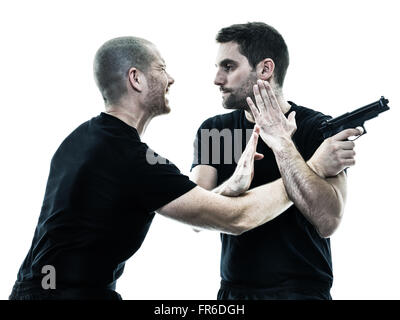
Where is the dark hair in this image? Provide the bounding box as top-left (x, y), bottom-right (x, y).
top-left (93, 36), bottom-right (154, 105)
top-left (216, 22), bottom-right (289, 87)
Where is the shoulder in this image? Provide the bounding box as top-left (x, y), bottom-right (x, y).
top-left (289, 102), bottom-right (332, 160)
top-left (55, 119), bottom-right (92, 154)
top-left (289, 102), bottom-right (332, 130)
top-left (198, 110), bottom-right (242, 130)
top-left (56, 114), bottom-right (144, 162)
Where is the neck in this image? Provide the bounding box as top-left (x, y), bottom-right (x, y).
top-left (105, 97), bottom-right (153, 137)
top-left (244, 87), bottom-right (291, 123)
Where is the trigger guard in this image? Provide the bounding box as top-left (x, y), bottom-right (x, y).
top-left (349, 126), bottom-right (366, 141)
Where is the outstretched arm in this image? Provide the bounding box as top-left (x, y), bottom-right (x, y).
top-left (156, 180), bottom-right (291, 236)
top-left (157, 128), bottom-right (290, 235)
top-left (190, 126), bottom-right (292, 232)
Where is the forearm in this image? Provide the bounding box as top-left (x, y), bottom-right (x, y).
top-left (212, 181), bottom-right (229, 194)
top-left (239, 178), bottom-right (293, 230)
top-left (191, 163), bottom-right (294, 234)
top-left (212, 178), bottom-right (244, 195)
top-left (160, 180), bottom-right (292, 236)
top-left (212, 176), bottom-right (293, 232)
top-left (195, 181), bottom-right (293, 235)
top-left (190, 181), bottom-right (230, 232)
top-left (188, 181), bottom-right (293, 235)
top-left (273, 139), bottom-right (343, 237)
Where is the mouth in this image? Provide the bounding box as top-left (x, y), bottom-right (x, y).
top-left (164, 91), bottom-right (169, 104)
top-left (221, 91), bottom-right (231, 98)
top-left (220, 88), bottom-right (231, 96)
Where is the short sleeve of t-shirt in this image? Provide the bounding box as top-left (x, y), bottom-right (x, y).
top-left (133, 143), bottom-right (197, 213)
top-left (291, 104), bottom-right (332, 161)
top-left (191, 117), bottom-right (221, 171)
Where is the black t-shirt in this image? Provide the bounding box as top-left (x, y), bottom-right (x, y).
top-left (191, 102), bottom-right (333, 290)
top-left (17, 112), bottom-right (196, 288)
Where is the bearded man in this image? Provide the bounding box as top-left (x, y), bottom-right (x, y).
top-left (191, 22), bottom-right (361, 300)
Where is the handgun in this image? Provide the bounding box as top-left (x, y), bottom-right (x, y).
top-left (319, 96), bottom-right (390, 139)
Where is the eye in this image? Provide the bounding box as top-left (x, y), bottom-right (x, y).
top-left (224, 64), bottom-right (234, 72)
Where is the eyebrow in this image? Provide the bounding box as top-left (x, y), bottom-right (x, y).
top-left (156, 63), bottom-right (166, 69)
top-left (216, 59), bottom-right (237, 67)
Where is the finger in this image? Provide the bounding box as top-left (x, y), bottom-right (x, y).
top-left (356, 126), bottom-right (364, 135)
top-left (263, 80), bottom-right (280, 110)
top-left (250, 131), bottom-right (262, 161)
top-left (332, 128), bottom-right (363, 141)
top-left (258, 80), bottom-right (272, 113)
top-left (241, 127), bottom-right (260, 164)
top-left (239, 124), bottom-right (261, 160)
top-left (246, 97), bottom-right (261, 122)
top-left (342, 158), bottom-right (356, 167)
top-left (252, 124), bottom-right (260, 139)
top-left (253, 84), bottom-right (266, 115)
top-left (287, 111), bottom-right (296, 126)
top-left (241, 127), bottom-right (258, 157)
top-left (251, 126), bottom-right (260, 149)
top-left (339, 149), bottom-right (356, 159)
top-left (337, 140), bottom-right (356, 150)
top-left (254, 152), bottom-right (264, 160)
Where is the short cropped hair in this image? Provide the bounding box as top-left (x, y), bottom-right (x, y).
top-left (93, 36), bottom-right (154, 105)
top-left (216, 22), bottom-right (289, 87)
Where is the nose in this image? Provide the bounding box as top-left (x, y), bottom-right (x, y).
top-left (167, 72), bottom-right (175, 85)
top-left (214, 70), bottom-right (226, 86)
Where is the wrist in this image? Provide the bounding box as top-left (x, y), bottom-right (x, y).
top-left (215, 179), bottom-right (234, 196)
top-left (271, 137), bottom-right (295, 155)
top-left (307, 159), bottom-right (325, 178)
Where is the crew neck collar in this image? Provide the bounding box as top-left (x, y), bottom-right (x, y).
top-left (100, 112), bottom-right (140, 139)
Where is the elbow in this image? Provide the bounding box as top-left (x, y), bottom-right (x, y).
top-left (228, 227), bottom-right (246, 236)
top-left (313, 194), bottom-right (344, 238)
top-left (315, 209), bottom-right (343, 238)
top-left (226, 218), bottom-right (248, 236)
top-left (318, 185), bottom-right (345, 238)
top-left (316, 223), bottom-right (337, 238)
top-left (225, 208), bottom-right (254, 236)
top-left (229, 206), bottom-right (264, 235)
top-left (220, 222), bottom-right (245, 235)
top-left (221, 195), bottom-right (265, 235)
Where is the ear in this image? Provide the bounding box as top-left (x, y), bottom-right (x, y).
top-left (256, 58), bottom-right (275, 81)
top-left (128, 67), bottom-right (144, 92)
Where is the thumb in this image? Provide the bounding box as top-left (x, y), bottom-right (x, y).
top-left (288, 111), bottom-right (296, 124)
top-left (252, 125), bottom-right (260, 146)
top-left (254, 152), bottom-right (264, 160)
top-left (241, 125), bottom-right (260, 161)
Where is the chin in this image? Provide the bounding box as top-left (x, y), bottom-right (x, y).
top-left (222, 103), bottom-right (236, 110)
top-left (222, 102), bottom-right (246, 110)
top-left (223, 96), bottom-right (247, 110)
top-left (158, 104), bottom-right (171, 116)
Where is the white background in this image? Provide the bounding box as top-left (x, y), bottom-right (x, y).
top-left (0, 0), bottom-right (399, 300)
